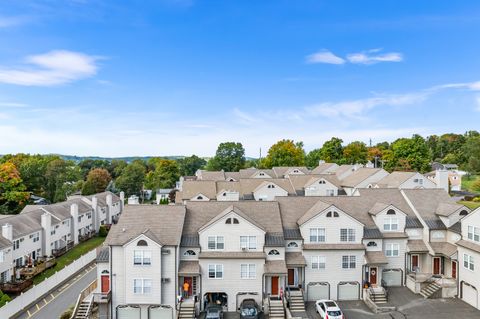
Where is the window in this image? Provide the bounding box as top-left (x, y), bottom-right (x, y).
top-left (240, 236), bottom-right (256, 250)
top-left (208, 264), bottom-right (223, 278)
top-left (183, 250), bottom-right (196, 256)
top-left (268, 249), bottom-right (280, 255)
top-left (208, 236), bottom-right (224, 250)
top-left (311, 256), bottom-right (326, 270)
top-left (133, 251), bottom-right (152, 265)
top-left (459, 210), bottom-right (468, 216)
top-left (223, 192), bottom-right (227, 197)
top-left (13, 240), bottom-right (20, 250)
top-left (326, 189), bottom-right (335, 196)
top-left (384, 217), bottom-right (399, 231)
top-left (133, 279), bottom-right (152, 294)
top-left (267, 184), bottom-right (276, 189)
top-left (468, 226), bottom-right (480, 242)
top-left (386, 209), bottom-right (396, 215)
top-left (0, 251), bottom-right (4, 263)
top-left (226, 218), bottom-right (232, 224)
top-left (310, 228), bottom-right (326, 242)
top-left (386, 244), bottom-right (399, 257)
top-left (287, 242), bottom-right (298, 248)
top-left (463, 254), bottom-right (474, 271)
top-left (30, 232), bottom-right (39, 243)
top-left (318, 180), bottom-right (326, 184)
top-left (340, 229), bottom-right (355, 242)
top-left (342, 256), bottom-right (356, 269)
top-left (367, 241), bottom-right (377, 247)
top-left (196, 195), bottom-right (203, 200)
top-left (233, 218), bottom-right (239, 224)
top-left (137, 240), bottom-right (148, 246)
top-left (326, 211), bottom-right (339, 217)
top-left (240, 264), bottom-right (256, 279)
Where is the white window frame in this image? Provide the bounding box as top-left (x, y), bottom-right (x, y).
top-left (240, 236), bottom-right (257, 250)
top-left (133, 278), bottom-right (152, 294)
top-left (468, 226), bottom-right (480, 242)
top-left (133, 250), bottom-right (152, 265)
top-left (309, 228), bottom-right (326, 243)
top-left (463, 253), bottom-right (475, 271)
top-left (340, 229), bottom-right (355, 242)
top-left (311, 256), bottom-right (326, 270)
top-left (342, 255), bottom-right (356, 269)
top-left (208, 264), bottom-right (223, 279)
top-left (240, 264), bottom-right (256, 279)
top-left (208, 236), bottom-right (225, 250)
top-left (385, 243), bottom-right (400, 257)
top-left (383, 217), bottom-right (399, 231)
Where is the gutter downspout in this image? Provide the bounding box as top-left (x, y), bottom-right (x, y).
top-left (110, 245), bottom-right (113, 319)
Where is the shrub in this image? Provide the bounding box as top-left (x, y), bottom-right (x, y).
top-left (59, 306), bottom-right (73, 319)
top-left (473, 197), bottom-right (480, 202)
top-left (0, 290), bottom-right (11, 307)
top-left (99, 225), bottom-right (108, 237)
top-left (472, 178), bottom-right (480, 192)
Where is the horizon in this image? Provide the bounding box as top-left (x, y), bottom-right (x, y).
top-left (1, 1), bottom-right (480, 157)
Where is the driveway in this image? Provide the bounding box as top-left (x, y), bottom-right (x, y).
top-left (306, 287), bottom-right (480, 319)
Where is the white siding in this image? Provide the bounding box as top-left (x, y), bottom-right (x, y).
top-left (406, 228), bottom-right (422, 240)
top-left (161, 246), bottom-right (176, 306)
top-left (458, 246), bottom-right (480, 310)
top-left (373, 207), bottom-right (406, 233)
top-left (305, 179), bottom-right (338, 197)
top-left (253, 184), bottom-right (288, 201)
top-left (383, 239), bottom-right (407, 270)
top-left (399, 173), bottom-right (437, 189)
top-left (216, 191), bottom-right (240, 201)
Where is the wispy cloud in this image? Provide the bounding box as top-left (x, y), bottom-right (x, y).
top-left (0, 102), bottom-right (28, 108)
top-left (0, 50), bottom-right (100, 86)
top-left (307, 48), bottom-right (403, 65)
top-left (306, 50), bottom-right (345, 65)
top-left (0, 15), bottom-right (30, 28)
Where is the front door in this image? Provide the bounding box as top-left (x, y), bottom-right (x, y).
top-left (411, 255), bottom-right (419, 271)
top-left (433, 257), bottom-right (441, 275)
top-left (369, 267), bottom-right (377, 285)
top-left (288, 269), bottom-right (295, 286)
top-left (101, 275), bottom-right (110, 293)
top-left (452, 261), bottom-right (457, 279)
top-left (184, 277), bottom-right (193, 295)
top-left (271, 276), bottom-right (279, 295)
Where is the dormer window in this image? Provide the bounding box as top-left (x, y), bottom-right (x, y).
top-left (197, 195), bottom-right (204, 200)
top-left (293, 169), bottom-right (299, 173)
top-left (226, 218), bottom-right (232, 224)
top-left (268, 249), bottom-right (280, 255)
top-left (259, 172), bottom-right (265, 176)
top-left (319, 180), bottom-right (326, 184)
top-left (223, 192), bottom-right (227, 196)
top-left (137, 240), bottom-right (148, 246)
top-left (287, 242), bottom-right (298, 248)
top-left (460, 210), bottom-right (468, 216)
top-left (226, 218), bottom-right (239, 224)
top-left (387, 209), bottom-right (396, 215)
top-left (367, 241), bottom-right (377, 247)
top-left (326, 211), bottom-right (339, 218)
top-left (183, 250), bottom-right (196, 256)
top-left (267, 184), bottom-right (275, 189)
top-left (233, 218), bottom-right (239, 224)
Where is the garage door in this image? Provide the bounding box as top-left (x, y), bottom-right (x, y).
top-left (149, 306), bottom-right (174, 319)
top-left (117, 305), bottom-right (141, 319)
top-left (307, 282), bottom-right (330, 301)
top-left (338, 282), bottom-right (359, 300)
top-left (462, 282), bottom-right (479, 309)
top-left (382, 269), bottom-right (402, 287)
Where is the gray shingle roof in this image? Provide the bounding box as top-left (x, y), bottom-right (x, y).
top-left (97, 247), bottom-right (109, 263)
top-left (365, 251), bottom-right (388, 264)
top-left (264, 260), bottom-right (288, 274)
top-left (340, 168), bottom-right (385, 187)
top-left (364, 227), bottom-right (383, 239)
top-left (0, 235), bottom-right (12, 249)
top-left (405, 217), bottom-right (423, 228)
top-left (457, 240), bottom-right (480, 254)
top-left (265, 233), bottom-right (285, 247)
top-left (179, 261), bottom-right (200, 275)
top-left (285, 252), bottom-right (306, 266)
top-left (311, 163), bottom-right (338, 175)
top-left (430, 242), bottom-right (457, 257)
top-left (407, 240), bottom-right (429, 253)
top-left (375, 172), bottom-right (416, 188)
top-left (402, 189), bottom-right (461, 220)
top-left (424, 219), bottom-right (447, 230)
top-left (449, 221), bottom-right (462, 234)
top-left (181, 235), bottom-right (200, 247)
top-left (283, 228), bottom-right (303, 240)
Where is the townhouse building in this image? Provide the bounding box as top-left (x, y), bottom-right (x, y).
top-left (0, 191), bottom-right (124, 284)
top-left (99, 185), bottom-right (480, 319)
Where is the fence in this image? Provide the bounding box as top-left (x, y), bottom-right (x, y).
top-left (0, 250), bottom-right (96, 319)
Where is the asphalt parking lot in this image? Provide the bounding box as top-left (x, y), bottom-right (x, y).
top-left (306, 287), bottom-right (480, 319)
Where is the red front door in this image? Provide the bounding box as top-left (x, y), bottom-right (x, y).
top-left (412, 255), bottom-right (419, 271)
top-left (369, 267), bottom-right (377, 285)
top-left (433, 257), bottom-right (441, 275)
top-left (101, 275), bottom-right (110, 293)
top-left (271, 276), bottom-right (279, 295)
top-left (452, 261), bottom-right (457, 279)
top-left (288, 269), bottom-right (295, 286)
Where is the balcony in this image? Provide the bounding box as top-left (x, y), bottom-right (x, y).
top-left (79, 231), bottom-right (95, 243)
top-left (93, 290), bottom-right (111, 304)
top-left (52, 241), bottom-right (74, 257)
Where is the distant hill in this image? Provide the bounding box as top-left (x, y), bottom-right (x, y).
top-left (58, 155), bottom-right (191, 163)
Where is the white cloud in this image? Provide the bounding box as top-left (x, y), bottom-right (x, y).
top-left (433, 81), bottom-right (480, 91)
top-left (0, 102), bottom-right (28, 108)
top-left (347, 49), bottom-right (403, 64)
top-left (306, 50), bottom-right (345, 64)
top-left (0, 15), bottom-right (29, 28)
top-left (0, 50), bottom-right (100, 86)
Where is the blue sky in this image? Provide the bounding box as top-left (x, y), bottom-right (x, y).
top-left (0, 0), bottom-right (480, 157)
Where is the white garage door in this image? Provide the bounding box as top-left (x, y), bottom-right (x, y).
top-left (382, 269), bottom-right (402, 287)
top-left (338, 282), bottom-right (359, 300)
top-left (307, 282), bottom-right (330, 301)
top-left (117, 306), bottom-right (141, 319)
top-left (462, 283), bottom-right (479, 309)
top-left (149, 306), bottom-right (174, 319)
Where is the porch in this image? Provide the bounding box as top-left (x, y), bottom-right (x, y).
top-left (364, 251), bottom-right (389, 288)
top-left (285, 252), bottom-right (306, 290)
top-left (178, 260), bottom-right (201, 309)
top-left (52, 240), bottom-right (74, 257)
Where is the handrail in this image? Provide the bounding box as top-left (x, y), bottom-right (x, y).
top-left (70, 280), bottom-right (97, 319)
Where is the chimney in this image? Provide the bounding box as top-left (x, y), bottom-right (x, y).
top-left (106, 194), bottom-right (113, 224)
top-left (41, 213), bottom-right (52, 257)
top-left (91, 196), bottom-right (100, 233)
top-left (119, 191), bottom-right (125, 211)
top-left (70, 204), bottom-right (79, 245)
top-left (2, 223), bottom-right (13, 242)
top-left (435, 169), bottom-right (449, 193)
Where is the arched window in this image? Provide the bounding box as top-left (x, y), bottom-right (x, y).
top-left (293, 169), bottom-right (299, 173)
top-left (333, 212), bottom-right (339, 217)
top-left (319, 180), bottom-right (326, 184)
top-left (101, 270), bottom-right (110, 274)
top-left (137, 240), bottom-right (148, 246)
top-left (387, 209), bottom-right (396, 215)
top-left (367, 241), bottom-right (377, 247)
top-left (287, 242), bottom-right (298, 248)
top-left (233, 218), bottom-right (239, 224)
top-left (259, 172), bottom-right (265, 176)
top-left (226, 218), bottom-right (232, 224)
top-left (223, 192), bottom-right (227, 197)
top-left (268, 249), bottom-right (280, 255)
top-left (267, 184), bottom-right (276, 189)
top-left (326, 211), bottom-right (332, 217)
top-left (459, 210), bottom-right (468, 216)
top-left (183, 250), bottom-right (196, 256)
top-left (196, 195), bottom-right (203, 200)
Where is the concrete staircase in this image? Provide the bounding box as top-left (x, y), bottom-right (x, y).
top-left (420, 282), bottom-right (442, 299)
top-left (288, 290), bottom-right (306, 313)
top-left (75, 299), bottom-right (92, 319)
top-left (369, 288), bottom-right (388, 304)
top-left (178, 301), bottom-right (196, 319)
top-left (269, 299), bottom-right (285, 319)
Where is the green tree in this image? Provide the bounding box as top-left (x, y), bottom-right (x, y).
top-left (206, 142), bottom-right (246, 172)
top-left (78, 159), bottom-right (111, 179)
top-left (305, 148), bottom-right (322, 168)
top-left (319, 137), bottom-right (344, 163)
top-left (263, 139), bottom-right (305, 168)
top-left (82, 168), bottom-right (112, 195)
top-left (0, 162), bottom-right (30, 214)
top-left (343, 141), bottom-right (368, 164)
top-left (177, 155), bottom-right (207, 176)
top-left (463, 135), bottom-right (480, 173)
top-left (111, 159), bottom-right (128, 178)
top-left (145, 159), bottom-right (180, 189)
top-left (0, 289), bottom-right (11, 307)
top-left (45, 159), bottom-right (83, 203)
top-left (385, 135), bottom-right (431, 172)
top-left (115, 161), bottom-right (146, 196)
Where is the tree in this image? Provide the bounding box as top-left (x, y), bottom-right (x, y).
top-left (0, 162), bottom-right (29, 214)
top-left (263, 139), bottom-right (305, 168)
top-left (78, 159), bottom-right (111, 179)
top-left (206, 142), bottom-right (246, 172)
top-left (111, 159), bottom-right (128, 178)
top-left (318, 137), bottom-right (344, 163)
top-left (385, 135), bottom-right (431, 172)
top-left (0, 289), bottom-right (11, 307)
top-left (343, 141), bottom-right (368, 164)
top-left (82, 168), bottom-right (112, 195)
top-left (115, 161), bottom-right (146, 196)
top-left (463, 136), bottom-right (480, 173)
top-left (145, 159), bottom-right (180, 190)
top-left (177, 155), bottom-right (206, 176)
top-left (45, 159), bottom-right (83, 203)
top-left (305, 148), bottom-right (322, 168)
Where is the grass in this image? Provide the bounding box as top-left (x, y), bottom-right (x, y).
top-left (462, 174), bottom-right (479, 192)
top-left (32, 236), bottom-right (105, 285)
top-left (458, 200), bottom-right (480, 210)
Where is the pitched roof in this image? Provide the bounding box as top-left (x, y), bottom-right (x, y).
top-left (303, 243), bottom-right (365, 250)
top-left (224, 172), bottom-right (241, 181)
top-left (179, 261), bottom-right (200, 275)
top-left (335, 165), bottom-right (356, 179)
top-left (297, 200), bottom-right (332, 225)
top-left (265, 233), bottom-right (285, 247)
top-left (0, 211), bottom-right (43, 238)
top-left (424, 219), bottom-right (447, 230)
top-left (198, 205), bottom-right (266, 233)
top-left (238, 168), bottom-right (274, 179)
top-left (105, 205), bottom-right (186, 246)
top-left (285, 252), bottom-right (307, 266)
top-left (456, 240), bottom-right (480, 254)
top-left (449, 221), bottom-right (462, 234)
top-left (401, 189), bottom-right (460, 220)
top-left (405, 216), bottom-right (423, 228)
top-left (364, 227), bottom-right (383, 239)
top-left (85, 191), bottom-right (121, 207)
top-left (0, 235), bottom-right (12, 249)
top-left (272, 167), bottom-right (309, 178)
top-left (340, 168), bottom-right (385, 187)
top-left (407, 240), bottom-right (429, 253)
top-left (369, 202), bottom-right (391, 215)
top-left (197, 170), bottom-right (226, 181)
top-left (430, 242), bottom-right (457, 257)
top-left (264, 260), bottom-right (288, 274)
top-left (179, 180), bottom-right (217, 200)
top-left (240, 178), bottom-right (296, 196)
top-left (199, 251), bottom-right (265, 259)
top-left (311, 163), bottom-right (338, 175)
top-left (97, 247), bottom-right (109, 263)
top-left (365, 251), bottom-right (388, 264)
top-left (283, 228), bottom-right (303, 240)
top-left (435, 202), bottom-right (465, 217)
top-left (375, 172), bottom-right (416, 188)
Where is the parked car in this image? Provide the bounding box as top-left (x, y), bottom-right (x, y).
top-left (315, 300), bottom-right (344, 319)
top-left (239, 299), bottom-right (259, 319)
top-left (206, 305), bottom-right (224, 319)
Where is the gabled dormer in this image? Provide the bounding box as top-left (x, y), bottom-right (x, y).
top-left (369, 203), bottom-right (407, 233)
top-left (253, 170), bottom-right (272, 178)
top-left (253, 181), bottom-right (288, 201)
top-left (190, 193), bottom-right (210, 201)
top-left (435, 202), bottom-right (469, 228)
top-left (216, 189), bottom-right (240, 201)
top-left (304, 177), bottom-right (338, 196)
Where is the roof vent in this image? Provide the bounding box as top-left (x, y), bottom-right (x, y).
top-left (122, 228), bottom-right (126, 232)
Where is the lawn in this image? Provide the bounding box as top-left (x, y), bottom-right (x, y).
top-left (33, 236), bottom-right (105, 285)
top-left (458, 201), bottom-right (480, 210)
top-left (462, 174), bottom-right (479, 192)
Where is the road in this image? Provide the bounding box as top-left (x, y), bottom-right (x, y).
top-left (15, 264), bottom-right (97, 319)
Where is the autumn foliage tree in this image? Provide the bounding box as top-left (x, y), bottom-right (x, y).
top-left (82, 168), bottom-right (112, 195)
top-left (263, 139), bottom-right (305, 168)
top-left (0, 162), bottom-right (29, 214)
